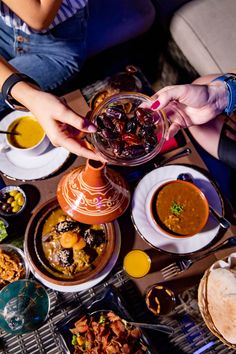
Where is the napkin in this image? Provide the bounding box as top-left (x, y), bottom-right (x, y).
top-left (160, 137), bottom-right (179, 154)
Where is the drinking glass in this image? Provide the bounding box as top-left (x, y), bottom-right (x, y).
top-left (145, 284), bottom-right (176, 316)
top-left (123, 249), bottom-right (151, 278)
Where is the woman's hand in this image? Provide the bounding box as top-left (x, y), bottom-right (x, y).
top-left (22, 90), bottom-right (105, 161)
top-left (147, 83), bottom-right (228, 138)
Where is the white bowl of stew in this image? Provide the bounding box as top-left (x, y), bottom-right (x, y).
top-left (147, 180), bottom-right (209, 238)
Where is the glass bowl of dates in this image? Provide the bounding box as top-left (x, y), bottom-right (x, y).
top-left (0, 186), bottom-right (26, 217)
top-left (90, 92), bottom-right (169, 166)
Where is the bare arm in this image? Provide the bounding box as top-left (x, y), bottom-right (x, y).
top-left (0, 57), bottom-right (18, 88)
top-left (1, 0), bottom-right (62, 30)
top-left (144, 70), bottom-right (236, 139)
top-left (0, 57), bottom-right (103, 160)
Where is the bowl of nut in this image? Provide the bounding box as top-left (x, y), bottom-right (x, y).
top-left (89, 92), bottom-right (169, 166)
top-left (0, 185), bottom-right (26, 217)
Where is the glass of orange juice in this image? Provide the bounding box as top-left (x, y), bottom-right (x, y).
top-left (123, 249), bottom-right (151, 278)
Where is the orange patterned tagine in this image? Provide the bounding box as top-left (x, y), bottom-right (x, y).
top-left (57, 159), bottom-right (130, 224)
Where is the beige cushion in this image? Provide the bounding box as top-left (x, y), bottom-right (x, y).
top-left (170, 0), bottom-right (236, 75)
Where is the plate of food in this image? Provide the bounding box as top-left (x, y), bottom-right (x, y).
top-left (0, 244), bottom-right (30, 290)
top-left (131, 165), bottom-right (223, 255)
top-left (56, 286), bottom-right (156, 354)
top-left (24, 198), bottom-right (121, 292)
top-left (0, 110), bottom-right (70, 181)
top-left (198, 252), bottom-right (236, 349)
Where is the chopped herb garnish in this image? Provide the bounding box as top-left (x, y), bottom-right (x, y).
top-left (71, 334), bottom-right (77, 346)
top-left (170, 201), bottom-right (184, 216)
top-left (99, 314), bottom-right (106, 324)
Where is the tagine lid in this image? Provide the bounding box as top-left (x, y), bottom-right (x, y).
top-left (57, 159), bottom-right (130, 224)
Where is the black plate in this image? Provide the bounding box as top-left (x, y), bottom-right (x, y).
top-left (56, 285), bottom-right (154, 354)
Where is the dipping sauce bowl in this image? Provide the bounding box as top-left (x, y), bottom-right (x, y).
top-left (145, 284), bottom-right (176, 316)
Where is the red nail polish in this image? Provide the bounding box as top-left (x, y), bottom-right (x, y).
top-left (151, 100), bottom-right (160, 109)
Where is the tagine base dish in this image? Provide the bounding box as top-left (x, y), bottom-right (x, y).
top-left (24, 197), bottom-right (121, 292)
top-left (30, 220), bottom-right (121, 292)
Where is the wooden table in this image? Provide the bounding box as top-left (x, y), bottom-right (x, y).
top-left (2, 89), bottom-right (236, 298)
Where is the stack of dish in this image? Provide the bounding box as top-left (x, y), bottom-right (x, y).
top-left (24, 198), bottom-right (121, 292)
top-left (198, 252), bottom-right (236, 349)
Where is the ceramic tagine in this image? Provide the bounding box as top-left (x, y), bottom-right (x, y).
top-left (57, 159), bottom-right (130, 224)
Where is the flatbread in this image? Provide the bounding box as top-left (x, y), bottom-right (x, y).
top-left (207, 268), bottom-right (236, 344)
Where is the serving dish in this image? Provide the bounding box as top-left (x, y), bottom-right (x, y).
top-left (89, 92), bottom-right (168, 166)
top-left (24, 197), bottom-right (117, 289)
top-left (56, 286), bottom-right (154, 354)
top-left (0, 244), bottom-right (30, 289)
top-left (198, 253), bottom-right (236, 349)
top-left (131, 165), bottom-right (223, 255)
top-left (0, 185), bottom-right (26, 216)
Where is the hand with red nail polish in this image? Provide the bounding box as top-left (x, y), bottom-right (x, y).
top-left (144, 83), bottom-right (228, 139)
top-left (151, 100), bottom-right (160, 109)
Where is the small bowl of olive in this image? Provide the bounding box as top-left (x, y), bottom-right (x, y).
top-left (0, 185), bottom-right (26, 217)
top-left (89, 92), bottom-right (169, 166)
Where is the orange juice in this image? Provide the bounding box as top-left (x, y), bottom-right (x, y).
top-left (123, 250), bottom-right (151, 278)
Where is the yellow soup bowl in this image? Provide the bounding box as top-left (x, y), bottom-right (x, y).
top-left (6, 115), bottom-right (49, 156)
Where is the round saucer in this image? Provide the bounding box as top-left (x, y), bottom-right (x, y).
top-left (0, 110), bottom-right (70, 181)
top-left (131, 165), bottom-right (223, 255)
top-left (28, 220), bottom-right (121, 292)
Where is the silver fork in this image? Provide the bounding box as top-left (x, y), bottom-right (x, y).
top-left (161, 236), bottom-right (236, 280)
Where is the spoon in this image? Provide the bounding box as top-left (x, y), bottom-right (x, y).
top-left (122, 320), bottom-right (174, 334)
top-left (90, 310), bottom-right (174, 335)
top-left (177, 173), bottom-right (231, 229)
top-left (0, 130), bottom-right (20, 135)
top-left (154, 147), bottom-right (192, 168)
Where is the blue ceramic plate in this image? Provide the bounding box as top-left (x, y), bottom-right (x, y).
top-left (0, 279), bottom-right (50, 334)
top-left (56, 285), bottom-right (154, 354)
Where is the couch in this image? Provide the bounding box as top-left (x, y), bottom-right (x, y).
top-left (170, 0), bottom-right (236, 76)
top-left (167, 0), bottom-right (236, 208)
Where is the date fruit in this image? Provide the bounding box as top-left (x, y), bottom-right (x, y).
top-left (95, 102), bottom-right (159, 160)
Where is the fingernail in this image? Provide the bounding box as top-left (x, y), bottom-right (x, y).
top-left (88, 125), bottom-right (96, 132)
top-left (151, 100), bottom-right (160, 109)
